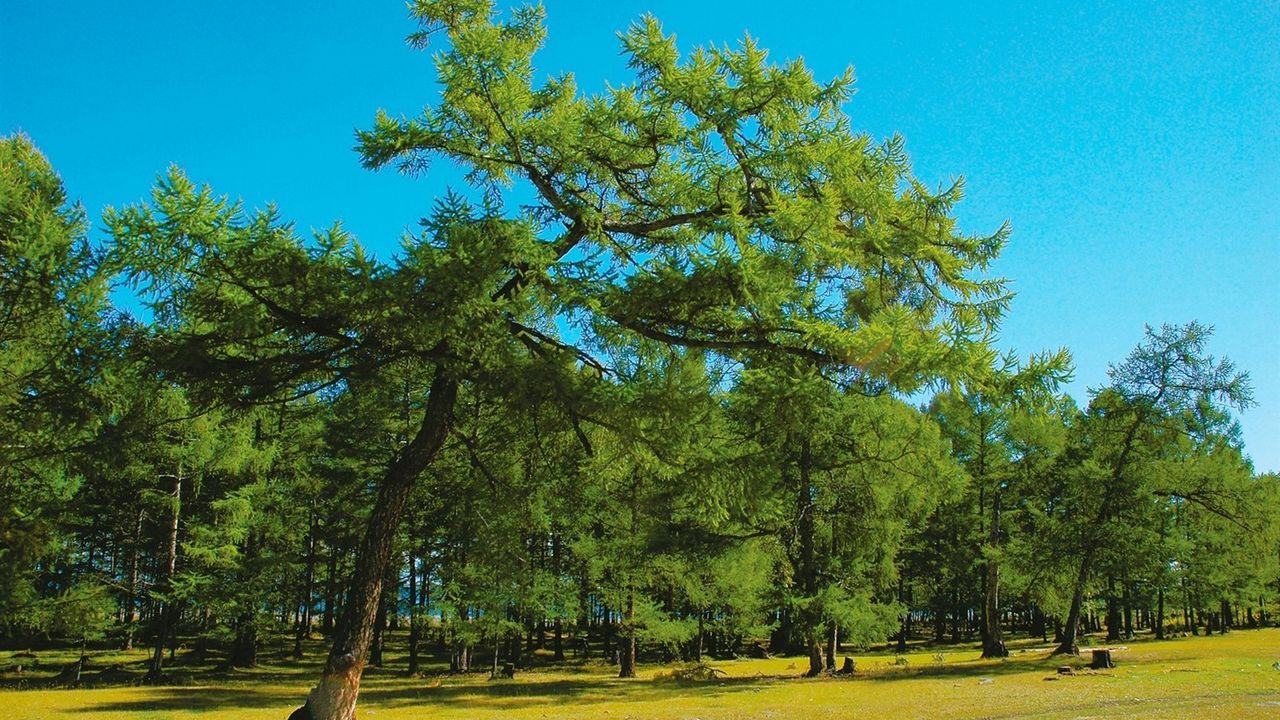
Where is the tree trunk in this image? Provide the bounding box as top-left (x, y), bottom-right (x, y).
top-left (123, 506), bottom-right (143, 651)
top-left (1053, 546), bottom-right (1092, 655)
top-left (618, 594), bottom-right (637, 678)
top-left (292, 369), bottom-right (457, 720)
top-left (1031, 606), bottom-right (1046, 642)
top-left (695, 614), bottom-right (704, 662)
top-left (322, 534), bottom-right (338, 634)
top-left (369, 591), bottom-right (388, 667)
top-left (576, 571), bottom-right (591, 659)
top-left (806, 634), bottom-right (825, 677)
top-left (146, 470), bottom-right (181, 683)
top-left (231, 612), bottom-right (258, 668)
top-left (981, 488), bottom-right (1007, 658)
top-left (1155, 588), bottom-right (1165, 639)
top-left (825, 624), bottom-right (837, 672)
top-left (552, 534), bottom-right (564, 661)
top-left (407, 552), bottom-right (420, 674)
top-left (1105, 577), bottom-right (1122, 642)
top-left (896, 580), bottom-right (909, 653)
top-left (797, 436), bottom-right (825, 678)
top-left (950, 589), bottom-right (962, 644)
top-left (295, 512), bottom-right (318, 658)
top-left (1122, 579), bottom-right (1133, 639)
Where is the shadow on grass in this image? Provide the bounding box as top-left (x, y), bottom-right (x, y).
top-left (61, 672), bottom-right (781, 715)
top-left (71, 685), bottom-right (305, 714)
top-left (360, 673), bottom-right (783, 710)
top-left (42, 635), bottom-right (1241, 717)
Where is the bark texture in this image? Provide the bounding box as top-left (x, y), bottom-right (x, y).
top-left (292, 369), bottom-right (457, 720)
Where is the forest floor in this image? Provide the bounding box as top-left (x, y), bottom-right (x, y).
top-left (2, 628), bottom-right (1278, 719)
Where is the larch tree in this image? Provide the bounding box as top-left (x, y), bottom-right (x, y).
top-left (929, 348), bottom-right (1071, 658)
top-left (732, 365), bottom-right (961, 675)
top-left (0, 134), bottom-right (113, 638)
top-left (106, 2), bottom-right (1010, 717)
top-left (1049, 322), bottom-right (1252, 655)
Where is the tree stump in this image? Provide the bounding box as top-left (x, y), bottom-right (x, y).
top-left (1090, 649), bottom-right (1115, 669)
top-left (501, 662), bottom-right (516, 679)
top-left (839, 657), bottom-right (856, 675)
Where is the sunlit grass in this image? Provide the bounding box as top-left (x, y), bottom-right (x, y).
top-left (4, 629), bottom-right (1278, 719)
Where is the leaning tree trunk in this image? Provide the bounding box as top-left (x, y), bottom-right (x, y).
top-left (291, 370), bottom-right (457, 720)
top-left (1055, 410), bottom-right (1144, 657)
top-left (1053, 544), bottom-right (1094, 656)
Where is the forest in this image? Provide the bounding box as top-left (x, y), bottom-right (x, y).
top-left (1, 2), bottom-right (1277, 720)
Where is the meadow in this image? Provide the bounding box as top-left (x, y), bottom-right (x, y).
top-left (3, 629), bottom-right (1278, 720)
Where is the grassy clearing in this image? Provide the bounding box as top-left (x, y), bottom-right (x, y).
top-left (3, 629), bottom-right (1278, 719)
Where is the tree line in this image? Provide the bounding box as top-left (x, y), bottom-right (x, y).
top-left (1, 2), bottom-right (1276, 719)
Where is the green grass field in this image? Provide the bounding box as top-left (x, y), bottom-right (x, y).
top-left (4, 629), bottom-right (1278, 719)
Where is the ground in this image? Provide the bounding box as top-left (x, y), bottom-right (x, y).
top-left (3, 629), bottom-right (1278, 719)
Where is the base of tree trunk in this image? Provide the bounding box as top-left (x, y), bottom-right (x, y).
top-left (1051, 641), bottom-right (1079, 656)
top-left (981, 640), bottom-right (1009, 659)
top-left (291, 654), bottom-right (361, 720)
top-left (805, 642), bottom-right (824, 677)
top-left (1089, 649), bottom-right (1115, 669)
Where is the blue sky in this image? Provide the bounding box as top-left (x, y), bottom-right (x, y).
top-left (2, 1), bottom-right (1277, 471)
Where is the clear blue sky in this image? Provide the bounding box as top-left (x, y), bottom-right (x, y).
top-left (2, 1), bottom-right (1277, 471)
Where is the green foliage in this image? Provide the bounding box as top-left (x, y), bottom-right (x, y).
top-left (0, 134), bottom-right (111, 634)
top-left (0, 8), bottom-right (1275, 699)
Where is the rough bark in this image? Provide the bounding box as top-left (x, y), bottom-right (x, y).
top-left (291, 369), bottom-right (457, 720)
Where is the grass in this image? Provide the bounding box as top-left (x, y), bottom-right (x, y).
top-left (3, 629), bottom-right (1278, 719)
